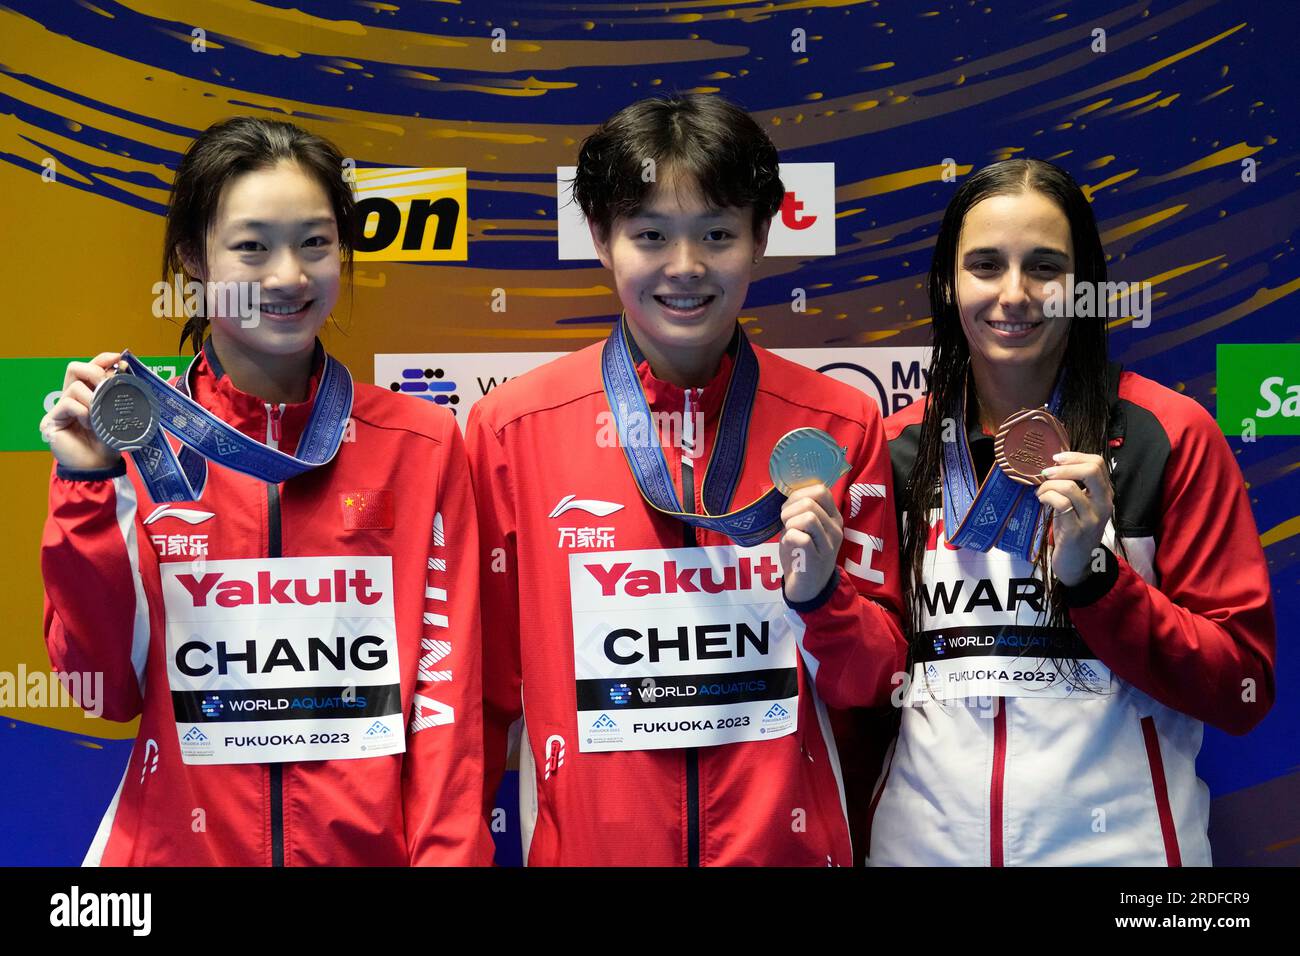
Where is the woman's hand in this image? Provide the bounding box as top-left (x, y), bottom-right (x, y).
top-left (779, 484), bottom-right (844, 604)
top-left (1035, 451), bottom-right (1114, 586)
top-left (40, 352), bottom-right (124, 472)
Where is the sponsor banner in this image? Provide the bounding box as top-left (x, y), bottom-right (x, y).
top-left (570, 544), bottom-right (798, 751)
top-left (556, 162), bottom-right (836, 259)
top-left (376, 346), bottom-right (931, 432)
top-left (770, 346), bottom-right (931, 415)
top-left (0, 356), bottom-right (186, 452)
top-left (1216, 343), bottom-right (1300, 437)
top-left (374, 351), bottom-right (565, 427)
top-left (162, 555), bottom-right (404, 764)
top-left (352, 167), bottom-right (468, 262)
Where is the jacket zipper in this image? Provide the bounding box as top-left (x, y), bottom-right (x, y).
top-left (265, 403), bottom-right (286, 867)
top-left (680, 387), bottom-right (700, 867)
top-left (990, 698), bottom-right (1007, 867)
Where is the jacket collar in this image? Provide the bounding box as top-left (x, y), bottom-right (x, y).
top-left (624, 323), bottom-right (742, 421)
top-left (189, 337), bottom-right (326, 453)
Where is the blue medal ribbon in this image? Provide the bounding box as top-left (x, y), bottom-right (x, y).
top-left (114, 341), bottom-right (353, 503)
top-left (941, 374), bottom-right (1063, 562)
top-left (600, 317), bottom-right (785, 547)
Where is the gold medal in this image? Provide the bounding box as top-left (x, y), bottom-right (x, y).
top-left (768, 427), bottom-right (850, 496)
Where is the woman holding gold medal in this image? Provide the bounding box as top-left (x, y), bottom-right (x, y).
top-left (860, 160), bottom-right (1276, 865)
top-left (467, 94), bottom-right (908, 866)
top-left (39, 117), bottom-right (491, 866)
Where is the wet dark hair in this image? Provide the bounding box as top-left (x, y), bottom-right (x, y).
top-left (901, 159), bottom-right (1116, 685)
top-left (162, 116), bottom-right (356, 354)
top-left (571, 93), bottom-right (785, 241)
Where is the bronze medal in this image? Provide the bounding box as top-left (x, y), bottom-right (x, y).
top-left (993, 408), bottom-right (1069, 486)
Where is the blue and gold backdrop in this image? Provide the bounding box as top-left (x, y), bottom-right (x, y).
top-left (1, 0), bottom-right (1295, 865)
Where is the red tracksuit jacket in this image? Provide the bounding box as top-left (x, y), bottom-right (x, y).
top-left (467, 333), bottom-right (908, 866)
top-left (42, 339), bottom-right (492, 866)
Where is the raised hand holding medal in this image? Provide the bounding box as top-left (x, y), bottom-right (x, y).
top-left (990, 405), bottom-right (1114, 585)
top-left (89, 361), bottom-right (162, 452)
top-left (1034, 442), bottom-right (1115, 587)
top-left (40, 351), bottom-right (126, 472)
top-left (770, 427), bottom-right (851, 604)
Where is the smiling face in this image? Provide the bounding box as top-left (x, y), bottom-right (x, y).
top-left (955, 189), bottom-right (1075, 379)
top-left (193, 160), bottom-right (341, 357)
top-left (591, 166), bottom-right (770, 386)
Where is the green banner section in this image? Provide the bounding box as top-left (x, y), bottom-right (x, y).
top-left (0, 357), bottom-right (189, 452)
top-left (1216, 344), bottom-right (1300, 438)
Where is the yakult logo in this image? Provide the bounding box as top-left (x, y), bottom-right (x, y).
top-left (173, 568), bottom-right (384, 608)
top-left (582, 553), bottom-right (782, 598)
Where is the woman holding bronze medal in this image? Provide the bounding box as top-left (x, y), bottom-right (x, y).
top-left (39, 117), bottom-right (491, 866)
top-left (857, 159), bottom-right (1276, 865)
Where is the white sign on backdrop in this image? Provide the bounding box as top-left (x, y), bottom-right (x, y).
top-left (556, 162), bottom-right (837, 260)
top-left (376, 346), bottom-right (930, 432)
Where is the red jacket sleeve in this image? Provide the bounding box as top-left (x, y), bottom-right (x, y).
top-left (1065, 400), bottom-right (1276, 735)
top-left (402, 417), bottom-right (495, 865)
top-left (787, 396), bottom-right (909, 709)
top-left (42, 461), bottom-right (154, 723)
top-left (464, 403), bottom-right (523, 831)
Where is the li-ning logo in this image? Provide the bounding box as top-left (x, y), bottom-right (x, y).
top-left (388, 366), bottom-right (461, 414)
top-left (549, 494), bottom-right (624, 519)
top-left (144, 505), bottom-right (215, 526)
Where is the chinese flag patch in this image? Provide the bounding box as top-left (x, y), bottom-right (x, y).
top-left (340, 489), bottom-right (394, 530)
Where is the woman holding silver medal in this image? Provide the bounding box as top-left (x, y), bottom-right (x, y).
top-left (39, 117), bottom-right (491, 866)
top-left (854, 159), bottom-right (1276, 865)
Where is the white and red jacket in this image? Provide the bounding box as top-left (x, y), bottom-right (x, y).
top-left (42, 339), bottom-right (492, 866)
top-left (466, 333), bottom-right (907, 866)
top-left (867, 368), bottom-right (1276, 866)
